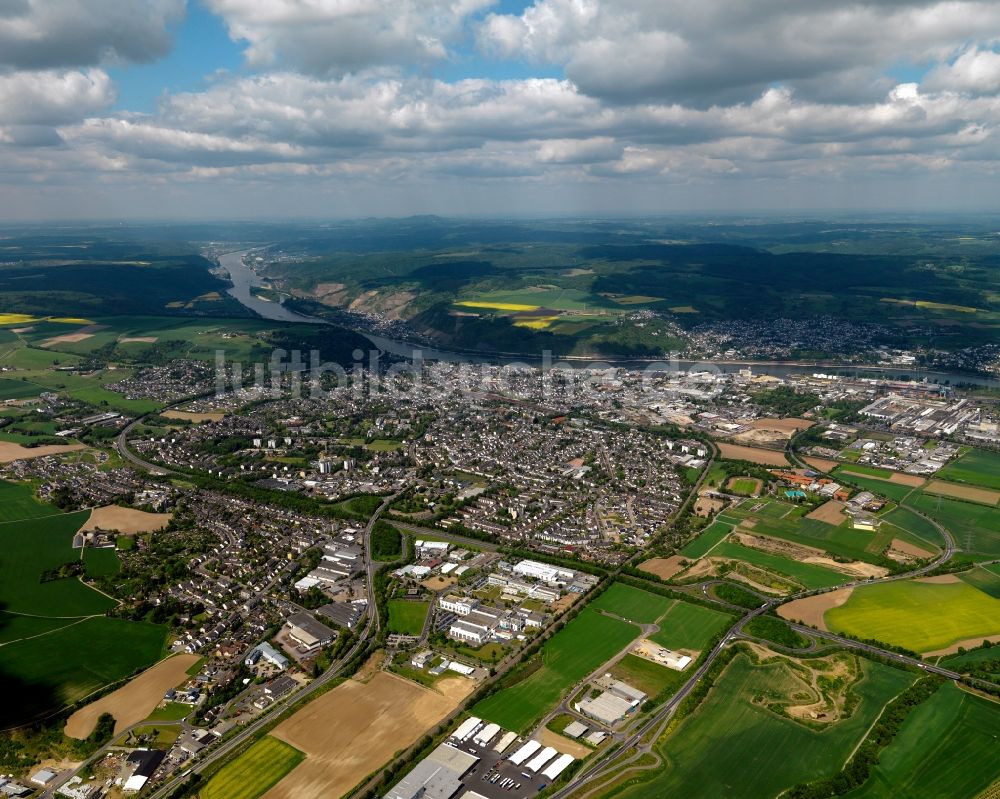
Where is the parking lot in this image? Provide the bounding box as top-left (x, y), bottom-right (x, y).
top-left (449, 734), bottom-right (548, 799)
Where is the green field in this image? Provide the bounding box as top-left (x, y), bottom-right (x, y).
top-left (83, 547), bottom-right (120, 578)
top-left (727, 477), bottom-right (761, 496)
top-left (958, 564), bottom-right (1000, 599)
top-left (833, 469), bottom-right (919, 502)
top-left (147, 700), bottom-right (194, 722)
top-left (589, 582), bottom-right (675, 624)
top-left (610, 653), bottom-right (685, 699)
top-left (650, 601), bottom-right (734, 653)
top-left (473, 608), bottom-right (639, 732)
top-left (826, 579), bottom-right (1000, 653)
top-left (712, 541), bottom-right (847, 589)
top-left (843, 683), bottom-right (1000, 798)
top-left (0, 479), bottom-right (57, 522)
top-left (0, 617), bottom-right (167, 723)
top-left (0, 377), bottom-right (45, 400)
top-left (680, 519), bottom-right (735, 558)
top-left (880, 506), bottom-right (946, 551)
top-left (936, 449), bottom-right (1000, 491)
top-left (910, 493), bottom-right (1000, 557)
top-left (0, 509), bottom-right (113, 616)
top-left (387, 600), bottom-right (430, 635)
top-left (200, 736), bottom-right (305, 799)
top-left (615, 654), bottom-right (915, 799)
top-left (0, 614), bottom-right (76, 645)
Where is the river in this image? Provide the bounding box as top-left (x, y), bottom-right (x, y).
top-left (218, 250), bottom-right (1000, 388)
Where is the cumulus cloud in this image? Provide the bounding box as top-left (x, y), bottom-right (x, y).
top-left (0, 68), bottom-right (114, 126)
top-left (924, 47), bottom-right (1000, 95)
top-left (478, 0), bottom-right (1000, 105)
top-left (0, 0), bottom-right (184, 70)
top-left (204, 0), bottom-right (493, 75)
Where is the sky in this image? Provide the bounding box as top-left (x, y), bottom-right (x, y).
top-left (2, 0), bottom-right (1000, 220)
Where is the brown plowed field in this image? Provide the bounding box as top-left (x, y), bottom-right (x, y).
top-left (716, 443), bottom-right (789, 466)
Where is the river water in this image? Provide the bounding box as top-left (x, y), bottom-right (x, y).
top-left (218, 250), bottom-right (1000, 388)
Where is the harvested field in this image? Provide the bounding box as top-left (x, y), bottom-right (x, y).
top-left (79, 505), bottom-right (172, 534)
top-left (750, 417), bottom-right (814, 433)
top-left (889, 538), bottom-right (935, 559)
top-left (803, 457), bottom-right (839, 472)
top-left (265, 672), bottom-right (471, 799)
top-left (41, 333), bottom-right (94, 346)
top-left (639, 556), bottom-right (687, 580)
top-left (535, 727), bottom-right (591, 759)
top-left (162, 410), bottom-right (226, 423)
top-left (916, 574), bottom-right (962, 584)
top-left (0, 442), bottom-right (85, 462)
top-left (119, 336), bottom-right (158, 343)
top-left (777, 587), bottom-right (855, 630)
top-left (840, 469), bottom-right (926, 487)
top-left (806, 500), bottom-right (847, 525)
top-left (924, 480), bottom-right (1000, 506)
top-left (802, 556), bottom-right (887, 579)
top-left (64, 654), bottom-right (200, 738)
top-left (694, 495), bottom-right (725, 516)
top-left (717, 443), bottom-right (789, 466)
top-left (924, 635), bottom-right (1000, 658)
top-left (733, 531), bottom-right (825, 560)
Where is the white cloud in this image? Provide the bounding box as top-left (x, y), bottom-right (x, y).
top-left (925, 47), bottom-right (1000, 95)
top-left (204, 0), bottom-right (493, 75)
top-left (0, 68), bottom-right (114, 126)
top-left (478, 0), bottom-right (1000, 105)
top-left (0, 0), bottom-right (184, 69)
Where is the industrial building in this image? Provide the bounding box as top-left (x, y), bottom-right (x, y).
top-left (385, 743), bottom-right (479, 799)
top-left (317, 601), bottom-right (365, 629)
top-left (284, 611), bottom-right (336, 651)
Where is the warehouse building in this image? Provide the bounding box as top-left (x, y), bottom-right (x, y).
top-left (284, 612), bottom-right (336, 651)
top-left (385, 743), bottom-right (478, 799)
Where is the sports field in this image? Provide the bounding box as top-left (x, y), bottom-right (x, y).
top-left (825, 578), bottom-right (1000, 654)
top-left (910, 493), bottom-right (1000, 557)
top-left (616, 654), bottom-right (915, 799)
top-left (649, 601), bottom-right (733, 653)
top-left (387, 600), bottom-right (430, 635)
top-left (589, 582), bottom-right (674, 624)
top-left (842, 683), bottom-right (1000, 798)
top-left (200, 736), bottom-right (305, 799)
top-left (935, 449), bottom-right (1000, 491)
top-left (473, 608), bottom-right (639, 732)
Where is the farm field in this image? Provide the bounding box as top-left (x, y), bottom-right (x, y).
top-left (833, 470), bottom-right (918, 502)
top-left (265, 672), bottom-right (471, 799)
top-left (725, 498), bottom-right (893, 564)
top-left (473, 608), bottom-right (640, 732)
top-left (79, 505), bottom-right (173, 533)
top-left (935, 449), bottom-right (1000, 491)
top-left (924, 480), bottom-right (1000, 506)
top-left (825, 577), bottom-right (1000, 654)
top-left (880, 506), bottom-right (946, 551)
top-left (711, 541), bottom-right (848, 589)
top-left (589, 582), bottom-right (675, 624)
top-left (65, 653), bottom-right (201, 738)
top-left (0, 617), bottom-right (168, 724)
top-left (680, 519), bottom-right (735, 558)
top-left (649, 601), bottom-right (734, 653)
top-left (82, 547), bottom-right (120, 578)
top-left (957, 564), bottom-right (1000, 600)
top-left (614, 653), bottom-right (915, 799)
top-left (200, 736), bottom-right (305, 799)
top-left (842, 683), bottom-right (1000, 798)
top-left (715, 443), bottom-right (790, 466)
top-left (0, 614), bottom-right (76, 645)
top-left (0, 508), bottom-right (112, 615)
top-left (909, 493), bottom-right (1000, 557)
top-left (387, 600), bottom-right (430, 635)
top-left (0, 479), bottom-right (57, 522)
